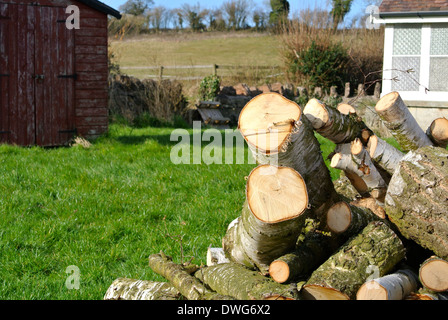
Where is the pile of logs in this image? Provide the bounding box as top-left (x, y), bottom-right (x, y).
top-left (104, 91), bottom-right (448, 301)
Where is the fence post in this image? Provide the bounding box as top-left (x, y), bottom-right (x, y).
top-left (213, 64), bottom-right (218, 76)
top-left (158, 66), bottom-right (164, 81)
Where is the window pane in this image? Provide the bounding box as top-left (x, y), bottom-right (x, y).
top-left (391, 56), bottom-right (420, 91)
top-left (430, 24), bottom-right (448, 55)
top-left (393, 25), bottom-right (421, 55)
top-left (429, 57), bottom-right (448, 91)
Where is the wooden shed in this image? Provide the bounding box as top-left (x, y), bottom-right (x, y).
top-left (0, 0), bottom-right (121, 146)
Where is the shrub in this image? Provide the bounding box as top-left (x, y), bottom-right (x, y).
top-left (290, 40), bottom-right (349, 89)
top-left (198, 74), bottom-right (221, 101)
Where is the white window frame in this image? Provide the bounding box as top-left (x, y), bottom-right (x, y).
top-left (381, 18), bottom-right (448, 102)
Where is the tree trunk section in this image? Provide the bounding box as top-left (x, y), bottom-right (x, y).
top-left (301, 221), bottom-right (406, 300)
top-left (326, 201), bottom-right (381, 236)
top-left (222, 165), bottom-right (309, 273)
top-left (303, 98), bottom-right (373, 144)
top-left (405, 288), bottom-right (448, 300)
top-left (426, 117), bottom-right (448, 148)
top-left (356, 268), bottom-right (419, 300)
top-left (194, 262), bottom-right (298, 300)
top-left (367, 134), bottom-right (404, 176)
top-left (374, 91), bottom-right (433, 152)
top-left (103, 278), bottom-right (183, 300)
top-left (238, 93), bottom-right (337, 224)
top-left (385, 146), bottom-right (448, 260)
top-left (268, 232), bottom-right (334, 284)
top-left (419, 256), bottom-right (448, 292)
top-left (148, 252), bottom-right (234, 300)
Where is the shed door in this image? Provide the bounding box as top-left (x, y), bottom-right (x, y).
top-left (0, 3), bottom-right (75, 146)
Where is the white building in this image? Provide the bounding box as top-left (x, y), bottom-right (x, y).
top-left (376, 0), bottom-right (448, 129)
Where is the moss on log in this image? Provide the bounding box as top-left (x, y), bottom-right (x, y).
top-left (385, 146), bottom-right (448, 260)
top-left (148, 252), bottom-right (234, 300)
top-left (302, 221), bottom-right (406, 300)
top-left (104, 278), bottom-right (183, 300)
top-left (195, 262), bottom-right (298, 300)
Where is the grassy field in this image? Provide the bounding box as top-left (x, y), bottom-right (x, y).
top-left (110, 32), bottom-right (284, 85)
top-left (0, 124), bottom-right (338, 299)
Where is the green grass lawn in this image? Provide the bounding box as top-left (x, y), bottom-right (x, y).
top-left (0, 124), bottom-right (337, 300)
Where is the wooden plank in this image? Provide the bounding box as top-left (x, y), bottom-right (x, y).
top-left (0, 3), bottom-right (10, 144)
top-left (75, 107), bottom-right (108, 117)
top-left (75, 53), bottom-right (107, 64)
top-left (75, 44), bottom-right (107, 55)
top-left (197, 109), bottom-right (230, 125)
top-left (198, 101), bottom-right (221, 109)
top-left (76, 116), bottom-right (108, 126)
top-left (75, 98), bottom-right (108, 108)
top-left (76, 89), bottom-right (108, 100)
top-left (75, 80), bottom-right (108, 90)
top-left (75, 36), bottom-right (107, 46)
top-left (75, 62), bottom-right (108, 73)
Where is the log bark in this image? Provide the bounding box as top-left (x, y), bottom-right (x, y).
top-left (103, 278), bottom-right (183, 300)
top-left (148, 252), bottom-right (234, 300)
top-left (194, 262), bottom-right (298, 300)
top-left (326, 201), bottom-right (381, 236)
top-left (330, 150), bottom-right (369, 197)
top-left (350, 138), bottom-right (388, 203)
top-left (268, 232), bottom-right (334, 284)
top-left (385, 146), bottom-right (448, 260)
top-left (207, 247), bottom-right (230, 266)
top-left (238, 93), bottom-right (337, 223)
top-left (419, 256), bottom-right (448, 292)
top-left (303, 98), bottom-right (373, 144)
top-left (367, 134), bottom-right (404, 176)
top-left (426, 117), bottom-right (448, 148)
top-left (374, 91), bottom-right (433, 152)
top-left (301, 221), bottom-right (406, 300)
top-left (222, 165), bottom-right (309, 273)
top-left (356, 268), bottom-right (419, 300)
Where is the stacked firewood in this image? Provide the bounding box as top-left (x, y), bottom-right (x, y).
top-left (104, 92), bottom-right (448, 301)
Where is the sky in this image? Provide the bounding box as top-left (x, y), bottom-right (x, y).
top-left (103, 0), bottom-right (373, 25)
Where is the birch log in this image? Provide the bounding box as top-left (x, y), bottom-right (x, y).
top-left (419, 256), bottom-right (448, 292)
top-left (103, 278), bottom-right (183, 300)
top-left (301, 221), bottom-right (406, 300)
top-left (207, 247), bottom-right (230, 266)
top-left (426, 117), bottom-right (448, 148)
top-left (238, 93), bottom-right (337, 223)
top-left (148, 252), bottom-right (234, 300)
top-left (326, 201), bottom-right (381, 236)
top-left (374, 91), bottom-right (433, 152)
top-left (356, 268), bottom-right (419, 300)
top-left (385, 146), bottom-right (448, 260)
top-left (194, 262), bottom-right (298, 300)
top-left (366, 134), bottom-right (404, 175)
top-left (222, 165), bottom-right (309, 273)
top-left (350, 138), bottom-right (388, 203)
top-left (303, 98), bottom-right (373, 144)
top-left (268, 232), bottom-right (333, 284)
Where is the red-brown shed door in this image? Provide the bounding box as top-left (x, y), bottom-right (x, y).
top-left (0, 3), bottom-right (75, 146)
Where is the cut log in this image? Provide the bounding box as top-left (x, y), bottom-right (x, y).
top-left (103, 278), bottom-right (183, 300)
top-left (207, 247), bottom-right (230, 266)
top-left (366, 134), bottom-right (404, 176)
top-left (238, 93), bottom-right (337, 223)
top-left (303, 98), bottom-right (373, 144)
top-left (148, 252), bottom-right (234, 300)
top-left (326, 201), bottom-right (381, 236)
top-left (301, 221), bottom-right (406, 300)
top-left (350, 197), bottom-right (386, 219)
top-left (332, 171), bottom-right (361, 201)
top-left (330, 152), bottom-right (369, 197)
top-left (374, 91), bottom-right (433, 152)
top-left (385, 146), bottom-right (448, 260)
top-left (405, 288), bottom-right (448, 300)
top-left (222, 165), bottom-right (309, 273)
top-left (194, 262), bottom-right (298, 300)
top-left (356, 268), bottom-right (419, 300)
top-left (350, 138), bottom-right (388, 203)
top-left (419, 256), bottom-right (448, 292)
top-left (426, 117), bottom-right (448, 149)
top-left (268, 232), bottom-right (334, 284)
top-left (337, 103), bottom-right (356, 115)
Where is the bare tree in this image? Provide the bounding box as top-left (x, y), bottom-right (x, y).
top-left (222, 0), bottom-right (253, 30)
